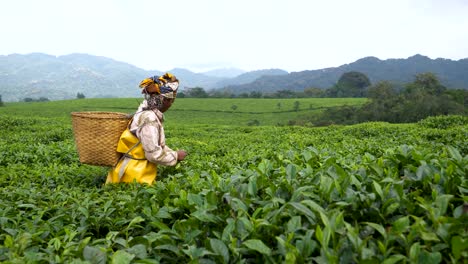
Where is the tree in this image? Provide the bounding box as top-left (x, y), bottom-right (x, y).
top-left (293, 101), bottom-right (300, 111)
top-left (209, 90), bottom-right (233, 98)
top-left (304, 87), bottom-right (325, 97)
top-left (360, 81), bottom-right (400, 122)
top-left (249, 91), bottom-right (262, 98)
top-left (275, 90), bottom-right (296, 98)
top-left (363, 74), bottom-right (463, 123)
top-left (445, 89), bottom-right (468, 108)
top-left (0, 95), bottom-right (4, 107)
top-left (327, 71), bottom-right (371, 97)
top-left (77, 92), bottom-right (86, 99)
top-left (397, 73), bottom-right (459, 122)
top-left (367, 81), bottom-right (397, 101)
top-left (23, 97), bottom-right (49, 102)
top-left (405, 72), bottom-right (446, 96)
top-left (187, 87), bottom-right (208, 98)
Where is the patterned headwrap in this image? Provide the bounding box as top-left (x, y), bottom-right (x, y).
top-left (139, 73), bottom-right (179, 99)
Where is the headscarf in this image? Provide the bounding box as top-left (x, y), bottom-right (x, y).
top-left (139, 73), bottom-right (179, 99)
top-left (139, 73), bottom-right (179, 111)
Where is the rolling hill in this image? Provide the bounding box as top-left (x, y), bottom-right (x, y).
top-left (1, 53), bottom-right (467, 102)
top-left (221, 55), bottom-right (468, 94)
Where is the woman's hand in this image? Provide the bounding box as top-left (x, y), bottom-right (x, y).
top-left (177, 150), bottom-right (187, 161)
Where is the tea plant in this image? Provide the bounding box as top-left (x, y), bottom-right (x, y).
top-left (0, 99), bottom-right (466, 263)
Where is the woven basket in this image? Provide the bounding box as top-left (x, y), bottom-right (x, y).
top-left (71, 111), bottom-right (132, 166)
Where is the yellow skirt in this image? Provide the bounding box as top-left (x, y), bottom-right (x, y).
top-left (106, 128), bottom-right (157, 185)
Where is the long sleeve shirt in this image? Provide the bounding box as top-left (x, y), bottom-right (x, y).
top-left (129, 101), bottom-right (178, 166)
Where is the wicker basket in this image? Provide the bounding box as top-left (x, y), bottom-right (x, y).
top-left (71, 111), bottom-right (132, 166)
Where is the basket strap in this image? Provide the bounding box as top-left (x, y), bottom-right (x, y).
top-left (117, 141), bottom-right (142, 180)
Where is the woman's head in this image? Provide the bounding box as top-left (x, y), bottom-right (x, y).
top-left (139, 73), bottom-right (179, 112)
top-left (145, 94), bottom-right (174, 113)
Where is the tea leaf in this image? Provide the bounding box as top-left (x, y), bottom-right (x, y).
top-left (364, 222), bottom-right (387, 239)
top-left (420, 232), bottom-right (439, 242)
top-left (243, 239), bottom-right (271, 255)
top-left (111, 250), bottom-right (135, 264)
top-left (127, 216), bottom-right (145, 229)
top-left (382, 254), bottom-right (406, 264)
top-left (446, 145), bottom-right (462, 161)
top-left (419, 250), bottom-right (442, 264)
top-left (372, 181), bottom-right (384, 201)
top-left (392, 216), bottom-right (409, 234)
top-left (435, 194), bottom-right (453, 217)
top-left (451, 236), bottom-right (467, 260)
top-left (210, 238), bottom-right (230, 264)
top-left (289, 202), bottom-right (315, 223)
top-left (83, 246), bottom-right (107, 264)
top-left (409, 242), bottom-right (420, 262)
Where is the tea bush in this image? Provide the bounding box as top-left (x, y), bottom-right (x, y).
top-left (0, 100), bottom-right (466, 263)
top-left (418, 115), bottom-right (468, 129)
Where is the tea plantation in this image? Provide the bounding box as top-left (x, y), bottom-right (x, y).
top-left (0, 98), bottom-right (466, 263)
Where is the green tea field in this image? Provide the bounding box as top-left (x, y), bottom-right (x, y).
top-left (0, 98), bottom-right (466, 263)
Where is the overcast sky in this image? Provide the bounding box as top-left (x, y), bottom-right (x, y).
top-left (1, 0), bottom-right (467, 73)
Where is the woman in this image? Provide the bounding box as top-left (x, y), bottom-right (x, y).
top-left (106, 73), bottom-right (187, 185)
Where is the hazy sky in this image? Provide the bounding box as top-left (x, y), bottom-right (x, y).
top-left (1, 0), bottom-right (467, 72)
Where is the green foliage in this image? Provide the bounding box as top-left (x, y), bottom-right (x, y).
top-left (275, 90), bottom-right (297, 98)
top-left (0, 95), bottom-right (3, 107)
top-left (367, 81), bottom-right (398, 101)
top-left (338, 71), bottom-right (371, 89)
top-left (405, 72), bottom-right (446, 96)
top-left (313, 105), bottom-right (361, 126)
top-left (304, 87), bottom-right (326, 98)
top-left (445, 89), bottom-right (468, 107)
top-left (0, 99), bottom-right (466, 262)
top-left (186, 87), bottom-right (208, 98)
top-left (293, 101), bottom-right (300, 112)
top-left (23, 97), bottom-right (50, 102)
top-left (307, 74), bottom-right (466, 125)
top-left (76, 92), bottom-right (86, 99)
top-left (327, 71), bottom-right (371, 98)
top-left (418, 115), bottom-right (468, 129)
top-left (0, 97), bottom-right (367, 127)
top-left (249, 91), bottom-right (262, 98)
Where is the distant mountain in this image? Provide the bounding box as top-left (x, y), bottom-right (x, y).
top-left (0, 53), bottom-right (229, 102)
top-left (214, 69), bottom-right (289, 88)
top-left (0, 53), bottom-right (154, 101)
top-left (202, 68), bottom-right (245, 78)
top-left (222, 54), bottom-right (468, 94)
top-left (168, 68), bottom-right (225, 89)
top-left (0, 53), bottom-right (289, 101)
top-left (1, 53), bottom-right (467, 102)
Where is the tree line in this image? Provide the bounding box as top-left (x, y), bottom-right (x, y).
top-left (2, 71), bottom-right (466, 125)
top-left (296, 72), bottom-right (467, 125)
top-left (181, 71), bottom-right (373, 98)
top-left (180, 71), bottom-right (466, 125)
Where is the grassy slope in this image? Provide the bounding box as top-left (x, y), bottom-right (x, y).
top-left (0, 97), bottom-right (367, 126)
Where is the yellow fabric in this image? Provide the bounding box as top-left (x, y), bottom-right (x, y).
top-left (139, 79), bottom-right (160, 93)
top-left (106, 128), bottom-right (157, 185)
top-left (138, 73), bottom-right (179, 95)
top-left (161, 73), bottom-right (178, 83)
